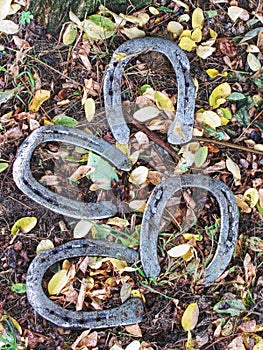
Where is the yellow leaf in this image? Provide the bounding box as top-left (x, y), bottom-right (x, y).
top-left (28, 89), bottom-right (50, 112)
top-left (247, 53), bottom-right (261, 72)
top-left (209, 28), bottom-right (217, 39)
top-left (167, 21), bottom-right (183, 38)
top-left (244, 188), bottom-right (259, 208)
top-left (154, 91), bottom-right (175, 112)
top-left (11, 216), bottom-right (37, 235)
top-left (174, 0), bottom-right (189, 10)
top-left (62, 23), bottom-right (77, 45)
top-left (208, 83), bottom-right (231, 109)
top-left (113, 52), bottom-right (127, 60)
top-left (121, 27), bottom-right (145, 39)
top-left (1, 315), bottom-right (22, 335)
top-left (106, 258), bottom-right (127, 271)
top-left (191, 28), bottom-right (202, 42)
top-left (192, 8), bottom-right (204, 29)
top-left (120, 12), bottom-right (149, 26)
top-left (206, 68), bottom-right (220, 78)
top-left (84, 97), bottom-right (96, 122)
top-left (115, 141), bottom-right (129, 155)
top-left (196, 110), bottom-right (221, 128)
top-left (183, 233), bottom-right (203, 241)
top-left (106, 217), bottom-right (129, 228)
top-left (178, 36), bottom-right (196, 52)
top-left (235, 195), bottom-right (251, 213)
top-left (149, 6), bottom-right (159, 15)
top-left (196, 45), bottom-right (215, 59)
top-left (129, 166), bottom-right (149, 185)
top-left (226, 156), bottom-right (241, 180)
top-left (182, 303), bottom-right (199, 331)
top-left (180, 29), bottom-right (192, 38)
top-left (179, 36), bottom-right (196, 51)
top-left (167, 243), bottom-right (191, 258)
top-left (48, 269), bottom-right (70, 295)
top-left (36, 239), bottom-right (54, 254)
top-left (228, 6), bottom-right (244, 22)
top-left (0, 0), bottom-right (12, 20)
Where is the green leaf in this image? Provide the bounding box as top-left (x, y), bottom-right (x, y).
top-left (53, 114), bottom-right (78, 127)
top-left (227, 92), bottom-right (246, 101)
top-left (11, 217), bottom-right (37, 235)
top-left (20, 11), bottom-right (33, 25)
top-left (63, 23), bottom-right (77, 45)
top-left (213, 299), bottom-right (246, 316)
top-left (194, 146), bottom-right (208, 167)
top-left (253, 75), bottom-right (263, 89)
top-left (203, 126), bottom-right (228, 140)
top-left (0, 86), bottom-right (20, 105)
top-left (140, 84), bottom-right (152, 93)
top-left (11, 283), bottom-right (26, 294)
top-left (205, 10), bottom-right (217, 18)
top-left (89, 14), bottom-right (115, 31)
top-left (158, 6), bottom-right (174, 13)
top-left (234, 106), bottom-right (250, 126)
top-left (0, 162), bottom-right (8, 173)
top-left (88, 152), bottom-right (118, 190)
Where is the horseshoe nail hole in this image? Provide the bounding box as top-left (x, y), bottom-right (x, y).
top-left (109, 75), bottom-right (114, 82)
top-left (113, 61), bottom-right (118, 67)
top-left (109, 89), bottom-right (113, 96)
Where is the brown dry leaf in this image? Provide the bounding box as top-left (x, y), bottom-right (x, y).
top-left (71, 330), bottom-right (91, 349)
top-left (238, 320), bottom-right (257, 332)
top-left (69, 165), bottom-right (95, 181)
top-left (227, 336), bottom-right (245, 349)
top-left (13, 35), bottom-right (30, 49)
top-left (147, 171), bottom-right (162, 185)
top-left (125, 324), bottom-right (142, 337)
top-left (235, 195), bottom-right (251, 213)
top-left (128, 200), bottom-right (146, 212)
top-left (244, 253), bottom-right (256, 286)
top-left (134, 131), bottom-right (149, 147)
top-left (78, 48), bottom-right (92, 71)
top-left (39, 175), bottom-right (59, 187)
top-left (76, 278), bottom-right (88, 311)
top-left (120, 282), bottom-right (132, 303)
top-left (217, 38), bottom-right (237, 57)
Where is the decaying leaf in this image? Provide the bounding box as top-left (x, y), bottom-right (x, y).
top-left (11, 217), bottom-right (37, 235)
top-left (125, 326), bottom-right (142, 338)
top-left (120, 282), bottom-right (132, 303)
top-left (213, 299), bottom-right (246, 316)
top-left (133, 105), bottom-right (160, 122)
top-left (63, 23), bottom-right (77, 45)
top-left (84, 97), bottom-right (96, 122)
top-left (196, 45), bottom-right (215, 59)
top-left (48, 269), bottom-right (71, 295)
top-left (182, 303), bottom-right (199, 331)
top-left (129, 166), bottom-right (149, 185)
top-left (196, 110), bottom-right (222, 128)
top-left (106, 217), bottom-right (129, 228)
top-left (243, 188), bottom-right (259, 208)
top-left (194, 146), bottom-right (208, 167)
top-left (167, 243), bottom-right (192, 258)
top-left (226, 156), bottom-right (241, 180)
top-left (28, 90), bottom-right (51, 112)
top-left (36, 239), bottom-right (54, 254)
top-left (228, 6), bottom-right (245, 22)
top-left (0, 19), bottom-right (19, 34)
top-left (244, 253), bottom-right (256, 286)
top-left (69, 164), bottom-right (95, 181)
top-left (247, 53), bottom-right (261, 72)
top-left (247, 236), bottom-right (263, 252)
top-left (235, 195), bottom-right (251, 213)
top-left (73, 220), bottom-right (93, 238)
top-left (121, 27), bottom-right (145, 39)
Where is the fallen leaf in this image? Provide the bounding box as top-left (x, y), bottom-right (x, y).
top-left (36, 239), bottom-right (54, 254)
top-left (194, 146), bottom-right (208, 167)
top-left (167, 243), bottom-right (192, 258)
top-left (11, 217), bottom-right (37, 235)
top-left (129, 166), bottom-right (149, 185)
top-left (192, 8), bottom-right (204, 29)
top-left (154, 91), bottom-right (174, 111)
top-left (76, 278), bottom-right (88, 311)
top-left (62, 23), bottom-right (77, 45)
top-left (48, 269), bottom-right (71, 295)
top-left (167, 21), bottom-right (183, 38)
top-left (206, 69), bottom-right (228, 78)
top-left (247, 53), bottom-right (261, 72)
top-left (120, 282), bottom-right (132, 303)
top-left (226, 156), bottom-right (241, 180)
top-left (213, 299), bottom-right (246, 316)
top-left (28, 90), bottom-right (50, 112)
top-left (209, 83), bottom-right (231, 109)
top-left (73, 220), bottom-right (93, 238)
top-left (217, 38), bottom-right (237, 57)
top-left (53, 114), bottom-right (78, 127)
top-left (121, 27), bottom-right (145, 39)
top-left (0, 162), bottom-right (8, 173)
top-left (84, 97), bottom-right (96, 122)
top-left (106, 217), bottom-right (129, 228)
top-left (69, 164), bottom-right (95, 181)
top-left (128, 200), bottom-right (146, 212)
top-left (124, 326), bottom-right (142, 338)
top-left (0, 19), bottom-right (19, 34)
top-left (183, 233), bottom-right (203, 241)
top-left (179, 36), bottom-right (196, 51)
top-left (0, 0), bottom-right (12, 20)
top-left (235, 195), bottom-right (251, 213)
top-left (196, 110), bottom-right (222, 128)
top-left (244, 253), bottom-right (256, 286)
top-left (120, 12), bottom-right (149, 26)
top-left (11, 283), bottom-right (26, 294)
top-left (83, 17), bottom-right (115, 40)
top-left (182, 303), bottom-right (199, 331)
top-left (196, 45), bottom-right (216, 59)
top-left (133, 105), bottom-right (160, 122)
top-left (0, 86), bottom-right (20, 105)
top-left (228, 6), bottom-right (244, 22)
top-left (149, 6), bottom-right (159, 15)
top-left (243, 188), bottom-right (259, 208)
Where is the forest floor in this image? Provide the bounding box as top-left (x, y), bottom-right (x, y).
top-left (0, 0), bottom-right (263, 349)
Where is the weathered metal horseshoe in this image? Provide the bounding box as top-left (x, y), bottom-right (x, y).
top-left (140, 175), bottom-right (239, 286)
top-left (13, 125), bottom-right (132, 220)
top-left (104, 37), bottom-right (195, 145)
top-left (26, 239), bottom-right (144, 329)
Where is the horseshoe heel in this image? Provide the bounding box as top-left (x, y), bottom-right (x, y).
top-left (140, 175), bottom-right (239, 286)
top-left (13, 125), bottom-right (132, 220)
top-left (104, 37), bottom-right (196, 145)
top-left (26, 239), bottom-right (144, 329)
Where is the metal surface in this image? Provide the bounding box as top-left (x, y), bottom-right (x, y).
top-left (104, 37), bottom-right (195, 145)
top-left (26, 239), bottom-right (144, 329)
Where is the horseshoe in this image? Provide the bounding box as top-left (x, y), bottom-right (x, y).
top-left (104, 37), bottom-right (195, 145)
top-left (140, 175), bottom-right (239, 286)
top-left (26, 239), bottom-right (144, 329)
top-left (13, 125), bottom-right (132, 220)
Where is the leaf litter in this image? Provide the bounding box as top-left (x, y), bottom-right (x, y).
top-left (0, 0), bottom-right (263, 349)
